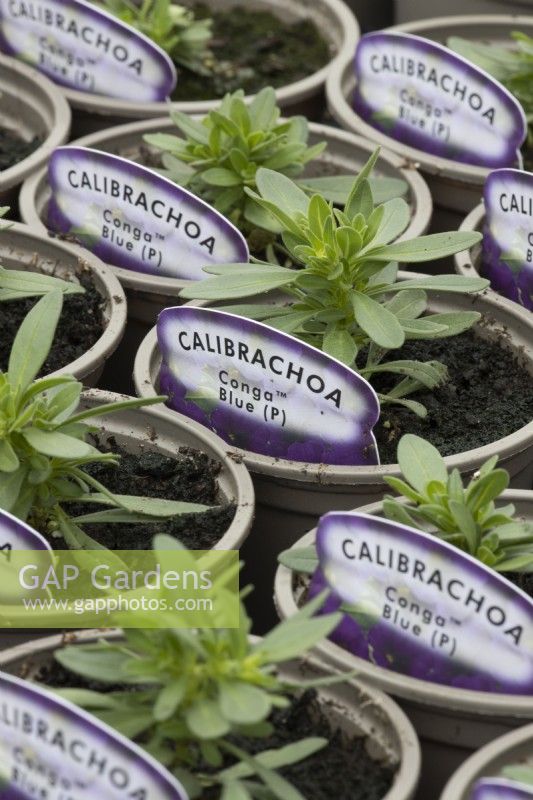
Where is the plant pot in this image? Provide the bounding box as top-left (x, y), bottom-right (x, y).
top-left (0, 388), bottom-right (254, 648)
top-left (0, 221), bottom-right (126, 387)
top-left (0, 628), bottom-right (422, 800)
top-left (274, 489), bottom-right (533, 800)
top-left (49, 0), bottom-right (359, 138)
top-left (0, 53), bottom-right (71, 213)
top-left (395, 1), bottom-right (533, 24)
top-left (19, 117), bottom-right (431, 394)
top-left (440, 722), bottom-right (533, 799)
top-left (326, 15), bottom-right (533, 219)
top-left (133, 280), bottom-right (533, 631)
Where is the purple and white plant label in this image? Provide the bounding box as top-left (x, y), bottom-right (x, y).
top-left (0, 672), bottom-right (189, 799)
top-left (0, 0), bottom-right (176, 100)
top-left (472, 779), bottom-right (533, 799)
top-left (47, 147), bottom-right (249, 279)
top-left (157, 307), bottom-right (380, 465)
top-left (482, 169), bottom-right (533, 310)
top-left (0, 510), bottom-right (51, 605)
top-left (311, 512), bottom-right (533, 694)
top-left (354, 32), bottom-right (526, 167)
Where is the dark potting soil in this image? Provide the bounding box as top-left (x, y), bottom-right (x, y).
top-left (373, 329), bottom-right (533, 465)
top-left (171, 4), bottom-right (330, 102)
top-left (35, 657), bottom-right (395, 800)
top-left (0, 273), bottom-right (104, 376)
top-left (0, 128), bottom-right (40, 171)
top-left (59, 440), bottom-right (235, 550)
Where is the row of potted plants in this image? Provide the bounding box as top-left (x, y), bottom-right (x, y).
top-left (1, 4), bottom-right (533, 800)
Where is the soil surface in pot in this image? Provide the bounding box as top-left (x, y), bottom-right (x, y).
top-left (0, 128), bottom-right (40, 171)
top-left (373, 329), bottom-right (533, 464)
top-left (0, 273), bottom-right (104, 376)
top-left (34, 658), bottom-right (395, 800)
top-left (171, 4), bottom-right (330, 102)
top-left (56, 439), bottom-right (235, 549)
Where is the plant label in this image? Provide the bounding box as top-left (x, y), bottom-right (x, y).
top-left (157, 307), bottom-right (380, 465)
top-left (311, 512), bottom-right (533, 693)
top-left (47, 147), bottom-right (249, 280)
top-left (0, 671), bottom-right (189, 799)
top-left (473, 779), bottom-right (533, 798)
top-left (354, 32), bottom-right (527, 167)
top-left (0, 510), bottom-right (51, 605)
top-left (0, 0), bottom-right (176, 100)
top-left (483, 168), bottom-right (533, 310)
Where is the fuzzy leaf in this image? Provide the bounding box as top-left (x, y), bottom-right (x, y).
top-left (351, 291), bottom-right (404, 349)
top-left (218, 682), bottom-right (270, 725)
top-left (397, 434), bottom-right (448, 492)
top-left (8, 291), bottom-right (63, 395)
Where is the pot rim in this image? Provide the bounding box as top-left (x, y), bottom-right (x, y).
top-left (80, 388), bottom-right (255, 550)
top-left (18, 117), bottom-right (431, 296)
top-left (133, 279), bottom-right (533, 485)
top-left (440, 720), bottom-right (533, 800)
top-left (54, 0), bottom-right (359, 118)
top-left (274, 489), bottom-right (533, 718)
top-left (1, 221), bottom-right (127, 383)
top-left (0, 53), bottom-right (71, 192)
top-left (455, 202), bottom-right (486, 279)
top-left (325, 14), bottom-right (533, 186)
top-left (0, 627), bottom-right (421, 800)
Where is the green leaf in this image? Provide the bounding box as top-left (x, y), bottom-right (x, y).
top-left (397, 434), bottom-right (448, 492)
top-left (383, 476), bottom-right (424, 504)
top-left (8, 291), bottom-right (63, 395)
top-left (370, 197), bottom-right (410, 246)
top-left (363, 359), bottom-right (447, 388)
top-left (466, 470), bottom-right (509, 514)
top-left (255, 168), bottom-right (309, 217)
top-left (322, 329), bottom-right (357, 365)
top-left (0, 268), bottom-right (85, 298)
top-left (218, 682), bottom-right (270, 725)
top-left (52, 688), bottom-right (123, 709)
top-left (202, 167), bottom-right (242, 187)
top-left (0, 465), bottom-right (27, 512)
top-left (186, 699), bottom-right (230, 739)
top-left (221, 782), bottom-right (252, 800)
top-left (389, 275), bottom-right (488, 293)
top-left (449, 500), bottom-right (479, 553)
top-left (277, 545), bottom-right (318, 574)
top-left (369, 231), bottom-right (482, 263)
top-left (351, 291), bottom-right (405, 349)
top-left (222, 743), bottom-right (307, 800)
top-left (74, 493), bottom-right (210, 517)
top-left (154, 678), bottom-right (186, 721)
top-left (64, 395), bottom-right (165, 426)
top-left (255, 610), bottom-right (341, 663)
top-left (0, 439), bottom-right (19, 472)
top-left (219, 738), bottom-right (327, 781)
top-left (170, 110), bottom-right (210, 144)
top-left (55, 645), bottom-right (134, 684)
top-left (22, 428), bottom-right (98, 459)
top-left (180, 265), bottom-right (295, 300)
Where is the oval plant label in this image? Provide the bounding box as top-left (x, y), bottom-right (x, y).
top-left (0, 509), bottom-right (52, 605)
top-left (47, 147), bottom-right (249, 280)
top-left (157, 307), bottom-right (380, 465)
top-left (353, 32), bottom-right (527, 167)
top-left (483, 168), bottom-right (533, 310)
top-left (0, 0), bottom-right (176, 100)
top-left (311, 512), bottom-right (533, 693)
top-left (473, 779), bottom-right (533, 799)
top-left (0, 671), bottom-right (189, 799)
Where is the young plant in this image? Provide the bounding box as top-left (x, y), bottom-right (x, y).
top-left (180, 151), bottom-right (487, 418)
top-left (144, 88), bottom-right (408, 248)
top-left (0, 207), bottom-right (82, 302)
top-left (51, 548), bottom-right (344, 800)
top-left (449, 33), bottom-right (533, 146)
top-left (0, 292), bottom-right (215, 548)
top-left (100, 0), bottom-right (213, 74)
top-left (383, 434), bottom-right (533, 573)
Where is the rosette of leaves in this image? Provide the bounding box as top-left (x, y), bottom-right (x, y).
top-left (100, 0), bottom-right (213, 74)
top-left (0, 207), bottom-right (82, 302)
top-left (382, 434), bottom-right (533, 573)
top-left (51, 545), bottom-right (344, 800)
top-left (0, 292), bottom-right (216, 548)
top-left (144, 87), bottom-right (407, 248)
top-left (180, 151), bottom-right (487, 418)
top-left (449, 33), bottom-right (533, 146)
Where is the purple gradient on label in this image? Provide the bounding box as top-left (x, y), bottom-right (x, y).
top-left (353, 32), bottom-right (526, 167)
top-left (157, 307), bottom-right (380, 465)
top-left (0, 0), bottom-right (176, 100)
top-left (0, 672), bottom-right (188, 799)
top-left (0, 509), bottom-right (51, 552)
top-left (311, 512), bottom-right (533, 694)
top-left (47, 147), bottom-right (249, 279)
top-left (482, 169), bottom-right (533, 310)
top-left (473, 779), bottom-right (533, 799)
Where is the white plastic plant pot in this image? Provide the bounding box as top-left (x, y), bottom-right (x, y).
top-left (326, 15), bottom-right (533, 217)
top-left (440, 721), bottom-right (533, 800)
top-left (274, 489), bottom-right (533, 800)
top-left (0, 53), bottom-right (71, 211)
top-left (51, 0), bottom-right (360, 137)
top-left (132, 280), bottom-right (533, 631)
top-left (394, 1), bottom-right (533, 24)
top-left (0, 629), bottom-right (422, 800)
top-left (18, 117), bottom-right (431, 393)
top-left (0, 221), bottom-right (126, 387)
